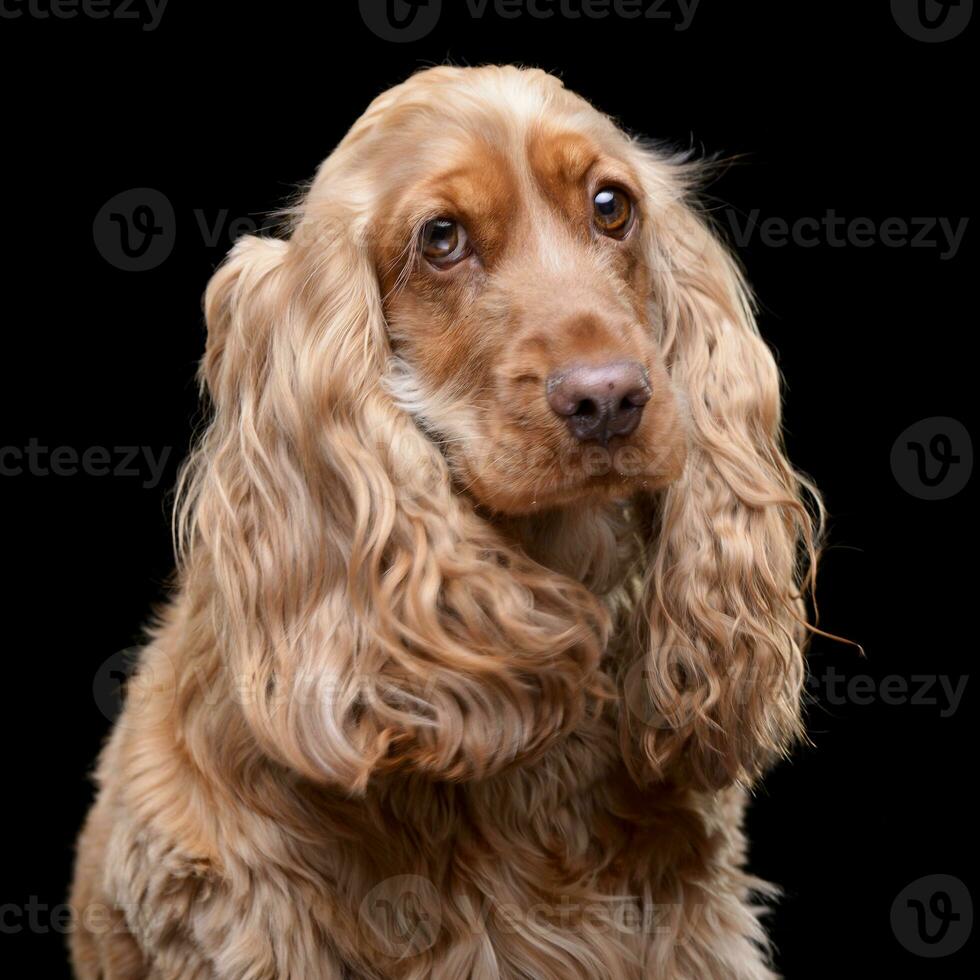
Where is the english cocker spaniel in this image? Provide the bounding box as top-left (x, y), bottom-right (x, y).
top-left (71, 65), bottom-right (821, 980)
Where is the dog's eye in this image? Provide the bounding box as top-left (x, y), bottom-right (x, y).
top-left (421, 218), bottom-right (470, 268)
top-left (593, 188), bottom-right (634, 238)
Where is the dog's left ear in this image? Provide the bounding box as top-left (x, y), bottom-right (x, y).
top-left (622, 165), bottom-right (821, 791)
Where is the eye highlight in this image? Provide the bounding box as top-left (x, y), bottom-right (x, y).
top-left (593, 187), bottom-right (634, 238)
top-left (421, 218), bottom-right (470, 268)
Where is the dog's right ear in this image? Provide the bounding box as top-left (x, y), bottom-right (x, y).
top-left (179, 209), bottom-right (607, 795)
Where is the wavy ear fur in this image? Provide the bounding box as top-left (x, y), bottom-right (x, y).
top-left (623, 162), bottom-right (821, 790)
top-left (178, 201), bottom-right (608, 794)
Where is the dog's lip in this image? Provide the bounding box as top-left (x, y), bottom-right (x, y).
top-left (457, 426), bottom-right (679, 513)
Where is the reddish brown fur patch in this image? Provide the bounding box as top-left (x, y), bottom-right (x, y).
top-left (528, 129), bottom-right (599, 228)
top-left (376, 138), bottom-right (521, 394)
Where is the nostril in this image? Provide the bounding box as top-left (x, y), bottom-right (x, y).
top-left (624, 385), bottom-right (651, 408)
top-left (546, 360), bottom-right (651, 443)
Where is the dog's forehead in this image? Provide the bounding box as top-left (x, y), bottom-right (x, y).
top-left (364, 67), bottom-right (624, 178)
top-left (372, 115), bottom-right (632, 220)
top-left (310, 68), bottom-right (637, 229)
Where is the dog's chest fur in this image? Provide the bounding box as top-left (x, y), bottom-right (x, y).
top-left (91, 689), bottom-right (753, 980)
top-left (74, 505), bottom-right (775, 979)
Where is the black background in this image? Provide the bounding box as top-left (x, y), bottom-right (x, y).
top-left (1, 1), bottom-right (975, 976)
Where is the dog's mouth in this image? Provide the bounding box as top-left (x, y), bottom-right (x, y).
top-left (402, 378), bottom-right (686, 515)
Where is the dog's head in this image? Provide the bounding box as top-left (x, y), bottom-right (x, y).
top-left (182, 67), bottom-right (819, 793)
top-left (357, 68), bottom-right (688, 512)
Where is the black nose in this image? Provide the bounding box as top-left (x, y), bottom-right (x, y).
top-left (546, 360), bottom-right (651, 444)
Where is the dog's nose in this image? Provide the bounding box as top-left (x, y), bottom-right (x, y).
top-left (546, 360), bottom-right (651, 444)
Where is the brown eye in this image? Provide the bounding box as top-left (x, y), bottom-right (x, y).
top-left (421, 218), bottom-right (470, 267)
top-left (593, 188), bottom-right (634, 238)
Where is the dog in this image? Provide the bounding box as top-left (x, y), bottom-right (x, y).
top-left (71, 65), bottom-right (821, 979)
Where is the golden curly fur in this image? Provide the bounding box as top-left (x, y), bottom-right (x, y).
top-left (70, 65), bottom-right (821, 979)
